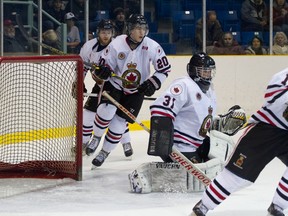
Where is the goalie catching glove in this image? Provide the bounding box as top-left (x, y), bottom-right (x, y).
top-left (212, 105), bottom-right (247, 135)
top-left (91, 64), bottom-right (112, 81)
top-left (137, 76), bottom-right (161, 96)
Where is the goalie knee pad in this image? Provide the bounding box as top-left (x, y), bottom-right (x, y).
top-left (208, 130), bottom-right (235, 163)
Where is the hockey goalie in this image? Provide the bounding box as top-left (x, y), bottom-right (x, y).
top-left (129, 107), bottom-right (246, 193)
top-left (128, 53), bottom-right (247, 193)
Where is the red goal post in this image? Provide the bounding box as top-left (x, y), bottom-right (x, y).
top-left (0, 55), bottom-right (83, 181)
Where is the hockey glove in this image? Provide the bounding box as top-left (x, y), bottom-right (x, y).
top-left (91, 65), bottom-right (112, 81)
top-left (71, 82), bottom-right (87, 99)
top-left (137, 76), bottom-right (161, 96)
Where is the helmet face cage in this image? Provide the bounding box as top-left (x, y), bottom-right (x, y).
top-left (194, 65), bottom-right (216, 82)
top-left (126, 14), bottom-right (149, 36)
top-left (187, 53), bottom-right (216, 84)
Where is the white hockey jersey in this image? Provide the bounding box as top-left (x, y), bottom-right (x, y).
top-left (79, 38), bottom-right (109, 77)
top-left (249, 68), bottom-right (288, 130)
top-left (100, 35), bottom-right (171, 94)
top-left (150, 76), bottom-right (217, 153)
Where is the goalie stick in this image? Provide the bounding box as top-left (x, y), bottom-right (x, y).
top-left (102, 91), bottom-right (211, 187)
top-left (84, 93), bottom-right (157, 101)
top-left (15, 14), bottom-right (138, 88)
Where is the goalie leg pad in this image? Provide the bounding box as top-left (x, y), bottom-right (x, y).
top-left (129, 162), bottom-right (188, 193)
top-left (187, 158), bottom-right (223, 192)
top-left (148, 116), bottom-right (174, 157)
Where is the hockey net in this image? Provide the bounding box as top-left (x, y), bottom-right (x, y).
top-left (0, 55), bottom-right (83, 181)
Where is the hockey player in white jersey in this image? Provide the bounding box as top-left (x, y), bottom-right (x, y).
top-left (191, 69), bottom-right (288, 216)
top-left (77, 19), bottom-right (133, 157)
top-left (85, 14), bottom-right (171, 167)
top-left (150, 52), bottom-right (217, 163)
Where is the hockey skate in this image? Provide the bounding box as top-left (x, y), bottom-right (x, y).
top-left (122, 142), bottom-right (133, 157)
top-left (85, 135), bottom-right (101, 156)
top-left (190, 200), bottom-right (208, 216)
top-left (92, 149), bottom-right (110, 167)
top-left (267, 203), bottom-right (285, 216)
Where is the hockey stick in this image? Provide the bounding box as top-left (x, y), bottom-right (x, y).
top-left (15, 14), bottom-right (138, 88)
top-left (84, 93), bottom-right (156, 101)
top-left (102, 91), bottom-right (211, 186)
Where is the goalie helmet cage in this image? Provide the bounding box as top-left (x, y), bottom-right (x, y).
top-left (0, 55), bottom-right (83, 181)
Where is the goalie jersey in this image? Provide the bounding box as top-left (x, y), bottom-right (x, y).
top-left (249, 68), bottom-right (288, 130)
top-left (150, 76), bottom-right (217, 153)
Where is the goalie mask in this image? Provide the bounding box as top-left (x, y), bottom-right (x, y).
top-left (187, 52), bottom-right (216, 93)
top-left (126, 14), bottom-right (149, 43)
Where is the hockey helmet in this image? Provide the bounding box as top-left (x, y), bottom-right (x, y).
top-left (97, 19), bottom-right (114, 35)
top-left (126, 14), bottom-right (149, 37)
top-left (187, 52), bottom-right (216, 92)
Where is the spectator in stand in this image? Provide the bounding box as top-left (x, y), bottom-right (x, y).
top-left (3, 19), bottom-right (28, 53)
top-left (42, 29), bottom-right (61, 54)
top-left (273, 0), bottom-right (288, 36)
top-left (272, 31), bottom-right (288, 54)
top-left (61, 12), bottom-right (81, 54)
top-left (208, 32), bottom-right (245, 55)
top-left (65, 0), bottom-right (97, 33)
top-left (43, 0), bottom-right (66, 31)
top-left (113, 7), bottom-right (127, 37)
top-left (241, 0), bottom-right (269, 32)
top-left (244, 35), bottom-right (268, 54)
top-left (195, 10), bottom-right (223, 51)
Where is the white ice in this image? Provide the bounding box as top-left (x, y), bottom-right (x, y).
top-left (0, 130), bottom-right (286, 216)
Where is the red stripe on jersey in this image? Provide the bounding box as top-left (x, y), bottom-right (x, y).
top-left (256, 110), bottom-right (276, 126)
top-left (174, 134), bottom-right (201, 147)
top-left (279, 182), bottom-right (288, 193)
top-left (265, 87), bottom-right (288, 98)
top-left (151, 111), bottom-right (175, 121)
top-left (209, 184), bottom-right (226, 201)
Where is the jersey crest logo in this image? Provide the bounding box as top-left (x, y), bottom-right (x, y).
top-left (198, 106), bottom-right (213, 137)
top-left (170, 84), bottom-right (182, 95)
top-left (122, 62), bottom-right (141, 88)
top-left (233, 153), bottom-right (246, 169)
top-left (118, 52), bottom-right (125, 60)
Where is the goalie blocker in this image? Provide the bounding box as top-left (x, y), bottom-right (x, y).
top-left (147, 116), bottom-right (173, 159)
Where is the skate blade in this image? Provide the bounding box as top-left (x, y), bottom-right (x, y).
top-left (91, 165), bottom-right (98, 170)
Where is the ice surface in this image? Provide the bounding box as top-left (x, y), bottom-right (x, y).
top-left (0, 130), bottom-right (286, 216)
